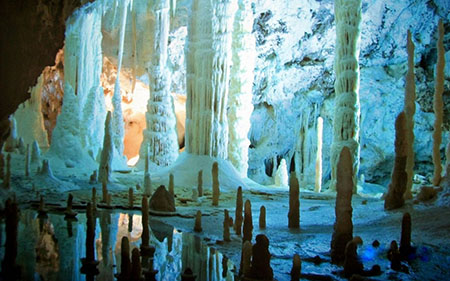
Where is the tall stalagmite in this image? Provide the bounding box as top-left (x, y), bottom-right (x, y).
top-left (331, 146), bottom-right (354, 264)
top-left (185, 0), bottom-right (237, 158)
top-left (99, 112), bottom-right (114, 184)
top-left (140, 0), bottom-right (179, 166)
top-left (288, 172), bottom-right (300, 229)
top-left (404, 30), bottom-right (416, 198)
top-left (331, 0), bottom-right (362, 192)
top-left (212, 161), bottom-right (220, 206)
top-left (385, 112), bottom-right (408, 210)
top-left (432, 19), bottom-right (445, 186)
top-left (235, 186), bottom-right (243, 235)
top-left (227, 0), bottom-right (255, 177)
top-left (243, 199), bottom-right (253, 243)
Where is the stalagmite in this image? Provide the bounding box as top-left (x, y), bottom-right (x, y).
top-left (144, 172), bottom-right (152, 197)
top-left (243, 199), bottom-right (253, 243)
top-left (31, 140), bottom-right (40, 164)
top-left (3, 154), bottom-right (11, 189)
top-left (81, 203), bottom-right (98, 274)
top-left (17, 138), bottom-right (25, 154)
top-left (433, 19), bottom-right (445, 186)
top-left (102, 182), bottom-right (109, 203)
top-left (0, 153), bottom-right (4, 180)
top-left (197, 170), bottom-right (203, 197)
top-left (400, 212), bottom-right (412, 258)
top-left (388, 241), bottom-right (401, 271)
top-left (288, 172), bottom-right (300, 229)
top-left (92, 187), bottom-right (97, 212)
top-left (118, 237), bottom-right (131, 280)
top-left (331, 0), bottom-right (362, 192)
top-left (331, 146), bottom-right (354, 264)
top-left (149, 185), bottom-right (176, 212)
top-left (1, 198), bottom-right (19, 279)
top-left (223, 209), bottom-right (231, 242)
top-left (140, 0), bottom-right (179, 167)
top-left (169, 173), bottom-right (174, 197)
top-left (343, 236), bottom-right (363, 277)
top-left (250, 234), bottom-right (273, 280)
top-left (185, 0), bottom-right (237, 158)
top-left (385, 112), bottom-right (408, 210)
top-left (228, 0), bottom-right (255, 177)
top-left (64, 193), bottom-right (77, 219)
top-left (259, 205), bottom-right (266, 229)
top-left (129, 187), bottom-right (134, 208)
top-left (25, 144), bottom-right (30, 177)
top-left (38, 159), bottom-right (55, 178)
top-left (234, 186), bottom-right (243, 235)
top-left (4, 116), bottom-right (18, 152)
top-left (212, 162), bottom-right (220, 206)
top-left (241, 241), bottom-right (252, 277)
top-left (192, 187), bottom-right (198, 202)
top-left (99, 112), bottom-right (113, 184)
top-left (194, 210), bottom-right (202, 232)
top-left (89, 170), bottom-right (97, 184)
top-left (315, 116), bottom-right (323, 193)
top-left (107, 194), bottom-right (112, 207)
top-left (141, 195), bottom-right (151, 255)
top-left (404, 30), bottom-right (416, 199)
top-left (275, 159), bottom-right (288, 187)
top-left (131, 248), bottom-right (142, 281)
top-left (291, 254), bottom-right (301, 281)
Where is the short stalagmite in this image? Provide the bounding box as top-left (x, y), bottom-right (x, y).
top-left (291, 254), bottom-right (301, 281)
top-left (243, 199), bottom-right (253, 243)
top-left (31, 140), bottom-right (40, 164)
top-left (223, 209), bottom-right (231, 242)
top-left (385, 112), bottom-right (408, 210)
top-left (343, 236), bottom-right (363, 278)
top-left (197, 170), bottom-right (203, 197)
top-left (259, 205), bottom-right (266, 229)
top-left (250, 234), bottom-right (273, 280)
top-left (241, 240), bottom-right (252, 278)
top-left (194, 210), bottom-right (202, 232)
top-left (234, 186), bottom-right (243, 235)
top-left (388, 240), bottom-right (401, 271)
top-left (400, 212), bottom-right (412, 258)
top-left (18, 138), bottom-right (25, 154)
top-left (288, 172), bottom-right (300, 229)
top-left (331, 146), bottom-right (354, 264)
top-left (212, 161), bottom-right (220, 206)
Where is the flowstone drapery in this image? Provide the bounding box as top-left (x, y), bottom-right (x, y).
top-left (330, 0), bottom-right (362, 192)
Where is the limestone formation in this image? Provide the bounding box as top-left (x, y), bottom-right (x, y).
top-left (64, 193), bottom-right (77, 219)
top-left (388, 240), bottom-right (401, 271)
top-left (259, 205), bottom-right (266, 229)
top-left (331, 146), bottom-right (354, 264)
top-left (404, 30), bottom-right (416, 199)
top-left (385, 112), bottom-right (408, 210)
top-left (1, 198), bottom-right (19, 279)
top-left (169, 173), bottom-right (174, 197)
top-left (228, 0), bottom-right (255, 177)
top-left (194, 210), bottom-right (202, 232)
top-left (241, 241), bottom-right (252, 277)
top-left (25, 144), bottom-right (30, 177)
top-left (140, 0), bottom-right (179, 167)
top-left (144, 172), bottom-right (152, 197)
top-left (400, 212), bottom-right (412, 258)
top-left (275, 159), bottom-right (288, 187)
top-left (129, 187), bottom-right (134, 208)
top-left (38, 159), bottom-right (55, 178)
top-left (185, 0), bottom-right (237, 158)
top-left (119, 237), bottom-right (131, 280)
top-left (433, 19), bottom-right (445, 186)
top-left (250, 234), bottom-right (274, 280)
top-left (315, 116), bottom-right (323, 193)
top-left (291, 254), bottom-right (301, 281)
top-left (288, 172), bottom-right (300, 229)
top-left (243, 199), bottom-right (253, 243)
top-left (331, 0), bottom-right (362, 192)
top-left (3, 154), bottom-right (11, 189)
top-left (102, 181), bottom-right (109, 203)
top-left (31, 140), bottom-right (41, 164)
top-left (99, 112), bottom-right (113, 184)
top-left (149, 185), bottom-right (176, 212)
top-left (234, 186), bottom-right (243, 235)
top-left (131, 247), bottom-right (142, 281)
top-left (141, 195), bottom-right (150, 254)
top-left (223, 209), bottom-right (231, 242)
top-left (4, 116), bottom-right (18, 152)
top-left (197, 170), bottom-right (203, 197)
top-left (343, 236), bottom-right (363, 278)
top-left (17, 137), bottom-right (25, 154)
top-left (212, 161), bottom-right (220, 206)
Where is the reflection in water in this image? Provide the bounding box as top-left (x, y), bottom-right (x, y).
top-left (0, 210), bottom-right (235, 280)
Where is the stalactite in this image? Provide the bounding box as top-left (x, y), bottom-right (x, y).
top-left (433, 19), bottom-right (445, 186)
top-left (140, 0), bottom-right (179, 167)
top-left (331, 146), bottom-right (354, 264)
top-left (315, 116), bottom-right (323, 193)
top-left (227, 0), bottom-right (255, 177)
top-left (288, 172), bottom-right (300, 229)
top-left (331, 0), bottom-right (362, 193)
top-left (404, 30), bottom-right (416, 199)
top-left (185, 0), bottom-right (237, 158)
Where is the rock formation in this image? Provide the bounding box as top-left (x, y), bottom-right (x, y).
top-left (212, 162), bottom-right (220, 206)
top-left (343, 236), bottom-right (363, 278)
top-left (223, 209), bottom-right (231, 242)
top-left (131, 248), bottom-right (142, 281)
top-left (404, 30), bottom-right (416, 199)
top-left (400, 212), bottom-right (412, 258)
top-left (194, 210), bottom-right (202, 232)
top-left (4, 117), bottom-right (18, 152)
top-left (99, 112), bottom-right (113, 184)
top-left (169, 173), bottom-right (174, 197)
top-left (243, 199), bottom-right (253, 243)
top-left (275, 159), bottom-right (288, 187)
top-left (331, 146), bottom-right (354, 264)
top-left (385, 112), bottom-right (408, 210)
top-left (25, 144), bottom-right (30, 177)
top-left (235, 186), bottom-right (243, 235)
top-left (228, 0), bottom-right (255, 177)
top-left (149, 185), bottom-right (176, 212)
top-left (291, 254), bottom-right (301, 281)
top-left (259, 205), bottom-right (266, 229)
top-left (330, 0), bottom-right (362, 192)
top-left (288, 172), bottom-right (300, 229)
top-left (118, 237), bottom-right (131, 280)
top-left (129, 187), bottom-right (134, 208)
top-left (102, 182), bottom-right (109, 203)
top-left (144, 172), bottom-right (152, 197)
top-left (17, 138), bottom-right (25, 154)
top-left (197, 170), bottom-right (203, 197)
top-left (432, 19), bottom-right (445, 186)
top-left (315, 116), bottom-right (323, 193)
top-left (250, 234), bottom-right (273, 280)
top-left (388, 240), bottom-right (401, 271)
top-left (31, 140), bottom-right (41, 164)
top-left (141, 195), bottom-right (151, 255)
top-left (241, 241), bottom-right (252, 278)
